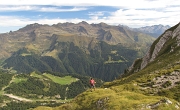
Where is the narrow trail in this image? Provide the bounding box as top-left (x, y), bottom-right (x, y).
top-left (4, 94), bottom-right (32, 102)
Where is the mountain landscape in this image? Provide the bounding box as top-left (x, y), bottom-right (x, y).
top-left (32, 22), bottom-right (180, 110)
top-left (0, 21), bottom-right (178, 110)
top-left (0, 21), bottom-right (155, 81)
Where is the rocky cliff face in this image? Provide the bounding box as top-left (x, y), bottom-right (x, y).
top-left (140, 31), bottom-right (172, 69)
top-left (140, 22), bottom-right (180, 70)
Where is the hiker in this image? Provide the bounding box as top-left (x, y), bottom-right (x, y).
top-left (90, 77), bottom-right (96, 91)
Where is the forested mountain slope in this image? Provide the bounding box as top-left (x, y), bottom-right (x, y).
top-left (0, 22), bottom-right (155, 81)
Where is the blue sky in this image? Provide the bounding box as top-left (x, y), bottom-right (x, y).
top-left (0, 0), bottom-right (180, 33)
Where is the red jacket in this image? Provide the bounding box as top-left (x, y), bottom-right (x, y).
top-left (90, 79), bottom-right (95, 85)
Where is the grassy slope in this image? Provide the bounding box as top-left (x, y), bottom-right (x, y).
top-left (34, 88), bottom-right (177, 110)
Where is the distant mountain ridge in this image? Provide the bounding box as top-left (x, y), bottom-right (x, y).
top-left (132, 24), bottom-right (171, 38)
top-left (0, 22), bottom-right (155, 59)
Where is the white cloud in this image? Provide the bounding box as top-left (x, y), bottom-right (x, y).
top-left (0, 16), bottom-right (28, 26)
top-left (88, 12), bottom-right (104, 16)
top-left (39, 7), bottom-right (87, 12)
top-left (0, 16), bottom-right (76, 26)
top-left (0, 5), bottom-right (87, 12)
top-left (88, 12), bottom-right (105, 20)
top-left (0, 6), bottom-right (33, 11)
top-left (1, 0), bottom-right (180, 8)
top-left (164, 6), bottom-right (180, 12)
top-left (0, 15), bottom-right (86, 33)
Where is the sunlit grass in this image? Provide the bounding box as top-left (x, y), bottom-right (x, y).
top-left (12, 77), bottom-right (27, 83)
top-left (43, 73), bottom-right (78, 85)
top-left (30, 72), bottom-right (44, 79)
top-left (53, 88), bottom-right (176, 110)
top-left (30, 72), bottom-right (79, 85)
top-left (106, 91), bottom-right (166, 110)
top-left (33, 106), bottom-right (52, 110)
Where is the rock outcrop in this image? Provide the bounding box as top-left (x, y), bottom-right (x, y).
top-left (140, 30), bottom-right (172, 69)
top-left (139, 22), bottom-right (180, 70)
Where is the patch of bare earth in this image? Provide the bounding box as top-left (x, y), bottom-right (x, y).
top-left (4, 94), bottom-right (32, 102)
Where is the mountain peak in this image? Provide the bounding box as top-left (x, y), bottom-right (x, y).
top-left (18, 23), bottom-right (47, 32)
top-left (78, 21), bottom-right (89, 25)
top-left (25, 23), bottom-right (43, 28)
top-left (99, 22), bottom-right (108, 26)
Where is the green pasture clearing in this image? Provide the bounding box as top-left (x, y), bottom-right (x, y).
top-left (30, 72), bottom-right (44, 79)
top-left (30, 72), bottom-right (79, 85)
top-left (104, 60), bottom-right (125, 64)
top-left (43, 73), bottom-right (78, 85)
top-left (12, 77), bottom-right (27, 83)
